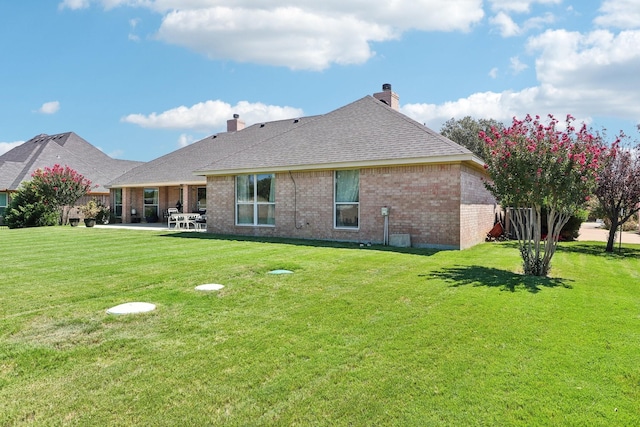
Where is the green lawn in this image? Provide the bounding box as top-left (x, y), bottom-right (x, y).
top-left (1, 226), bottom-right (639, 426)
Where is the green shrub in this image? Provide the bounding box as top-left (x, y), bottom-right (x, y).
top-left (602, 217), bottom-right (639, 232)
top-left (4, 182), bottom-right (58, 228)
top-left (541, 208), bottom-right (587, 241)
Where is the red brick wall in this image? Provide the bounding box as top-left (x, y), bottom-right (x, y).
top-left (459, 165), bottom-right (498, 249)
top-left (205, 163), bottom-right (495, 249)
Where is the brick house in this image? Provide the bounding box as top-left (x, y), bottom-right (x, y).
top-left (109, 85), bottom-right (497, 249)
top-left (107, 112), bottom-right (314, 223)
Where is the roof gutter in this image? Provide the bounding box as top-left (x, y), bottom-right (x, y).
top-left (194, 154), bottom-right (486, 177)
top-left (106, 179), bottom-right (206, 189)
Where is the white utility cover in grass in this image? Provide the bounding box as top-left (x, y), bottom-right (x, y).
top-left (269, 269), bottom-right (293, 274)
top-left (106, 302), bottom-right (156, 315)
top-left (195, 284), bottom-right (225, 291)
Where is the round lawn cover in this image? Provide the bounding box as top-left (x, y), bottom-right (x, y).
top-left (107, 302), bottom-right (156, 315)
top-left (195, 284), bottom-right (225, 291)
top-left (269, 269), bottom-right (293, 275)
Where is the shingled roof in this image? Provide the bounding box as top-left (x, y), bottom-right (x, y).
top-left (108, 92), bottom-right (482, 188)
top-left (0, 132), bottom-right (142, 193)
top-left (107, 116), bottom-right (317, 188)
top-left (195, 95), bottom-right (480, 176)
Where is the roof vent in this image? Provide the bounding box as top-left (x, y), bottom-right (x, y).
top-left (382, 83), bottom-right (392, 91)
top-left (293, 118), bottom-right (299, 123)
top-left (233, 113), bottom-right (239, 119)
top-left (260, 123), bottom-right (265, 128)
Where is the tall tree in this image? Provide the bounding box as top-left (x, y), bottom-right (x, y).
top-left (481, 114), bottom-right (603, 276)
top-left (31, 164), bottom-right (94, 225)
top-left (440, 116), bottom-right (505, 159)
top-left (594, 140), bottom-right (640, 252)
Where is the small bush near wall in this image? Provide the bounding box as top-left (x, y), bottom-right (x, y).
top-left (541, 208), bottom-right (588, 240)
top-left (4, 182), bottom-right (58, 228)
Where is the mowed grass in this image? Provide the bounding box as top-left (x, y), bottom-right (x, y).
top-left (1, 226), bottom-right (639, 426)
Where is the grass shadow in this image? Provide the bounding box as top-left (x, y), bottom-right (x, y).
top-left (429, 265), bottom-right (573, 293)
top-left (557, 242), bottom-right (640, 259)
top-left (493, 239), bottom-right (640, 259)
top-left (158, 232), bottom-right (444, 256)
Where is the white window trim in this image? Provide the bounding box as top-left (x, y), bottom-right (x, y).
top-left (334, 170), bottom-right (360, 230)
top-left (235, 174), bottom-right (276, 227)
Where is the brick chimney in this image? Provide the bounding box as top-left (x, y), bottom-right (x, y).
top-left (373, 83), bottom-right (399, 111)
top-left (227, 113), bottom-right (245, 132)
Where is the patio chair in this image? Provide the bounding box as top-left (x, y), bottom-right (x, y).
top-left (194, 214), bottom-right (207, 231)
top-left (167, 208), bottom-right (179, 229)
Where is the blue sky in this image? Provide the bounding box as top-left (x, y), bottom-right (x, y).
top-left (1, 0), bottom-right (639, 161)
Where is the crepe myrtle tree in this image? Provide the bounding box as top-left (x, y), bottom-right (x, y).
top-left (31, 164), bottom-right (95, 225)
top-left (480, 114), bottom-right (604, 276)
top-left (594, 139), bottom-right (640, 252)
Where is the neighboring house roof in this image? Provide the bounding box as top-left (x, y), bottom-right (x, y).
top-left (107, 116), bottom-right (318, 188)
top-left (0, 132), bottom-right (142, 193)
top-left (195, 96), bottom-right (482, 176)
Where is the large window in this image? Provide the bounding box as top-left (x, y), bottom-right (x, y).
top-left (113, 189), bottom-right (122, 219)
top-left (143, 188), bottom-right (159, 220)
top-left (0, 192), bottom-right (7, 217)
top-left (335, 170), bottom-right (359, 229)
top-left (236, 174), bottom-right (275, 226)
top-left (197, 187), bottom-right (206, 212)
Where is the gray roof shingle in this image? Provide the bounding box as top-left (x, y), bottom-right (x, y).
top-left (0, 132), bottom-right (142, 192)
top-left (196, 96), bottom-right (476, 175)
top-left (108, 116), bottom-right (317, 187)
top-left (110, 94), bottom-right (480, 187)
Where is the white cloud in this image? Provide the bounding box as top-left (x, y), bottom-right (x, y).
top-left (65, 1), bottom-right (485, 70)
top-left (489, 67), bottom-right (499, 78)
top-left (122, 99), bottom-right (304, 131)
top-left (527, 29), bottom-right (640, 93)
top-left (402, 87), bottom-right (595, 132)
top-left (58, 0), bottom-right (91, 10)
top-left (108, 149), bottom-right (125, 158)
top-left (490, 11), bottom-right (555, 37)
top-left (0, 141), bottom-right (24, 155)
top-left (402, 29), bottom-right (640, 133)
top-left (523, 12), bottom-right (555, 31)
top-left (595, 0), bottom-right (640, 29)
top-left (128, 18), bottom-right (141, 41)
top-left (489, 0), bottom-right (561, 14)
top-left (157, 7), bottom-right (394, 70)
top-left (490, 12), bottom-right (521, 37)
top-left (38, 101), bottom-right (61, 114)
top-left (178, 134), bottom-right (195, 147)
top-left (509, 56), bottom-right (529, 74)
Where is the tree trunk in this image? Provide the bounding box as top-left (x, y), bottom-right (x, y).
top-left (605, 220), bottom-right (618, 252)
